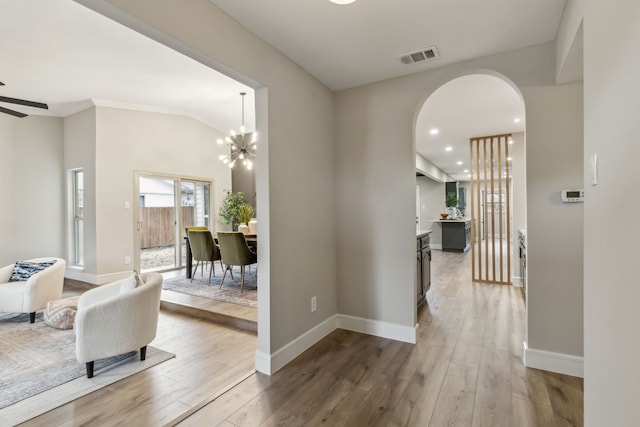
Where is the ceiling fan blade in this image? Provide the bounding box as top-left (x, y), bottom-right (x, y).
top-left (0, 95), bottom-right (48, 110)
top-left (0, 105), bottom-right (28, 118)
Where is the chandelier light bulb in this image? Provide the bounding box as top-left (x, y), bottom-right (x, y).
top-left (230, 129), bottom-right (236, 136)
top-left (218, 154), bottom-right (226, 160)
top-left (239, 153), bottom-right (245, 159)
top-left (217, 138), bottom-right (223, 145)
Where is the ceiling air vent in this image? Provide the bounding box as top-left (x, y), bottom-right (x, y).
top-left (398, 46), bottom-right (439, 65)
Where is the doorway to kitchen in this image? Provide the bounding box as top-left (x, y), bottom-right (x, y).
top-left (415, 73), bottom-right (526, 290)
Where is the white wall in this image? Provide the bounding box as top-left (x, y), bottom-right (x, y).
top-left (584, 1), bottom-right (640, 425)
top-left (0, 115), bottom-right (65, 265)
top-left (335, 42), bottom-right (583, 369)
top-left (524, 83), bottom-right (583, 364)
top-left (0, 115), bottom-right (14, 264)
top-left (417, 176), bottom-right (445, 248)
top-left (64, 108), bottom-right (97, 274)
top-left (510, 132), bottom-right (526, 280)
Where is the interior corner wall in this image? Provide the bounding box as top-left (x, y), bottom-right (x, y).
top-left (523, 83), bottom-right (583, 361)
top-left (93, 106), bottom-right (232, 279)
top-left (83, 0), bottom-right (338, 368)
top-left (64, 108), bottom-right (97, 278)
top-left (0, 115), bottom-right (65, 265)
top-left (584, 1), bottom-right (640, 425)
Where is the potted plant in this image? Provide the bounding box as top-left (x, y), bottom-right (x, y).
top-left (219, 190), bottom-right (247, 230)
top-left (446, 192), bottom-right (459, 218)
top-left (237, 204), bottom-right (255, 234)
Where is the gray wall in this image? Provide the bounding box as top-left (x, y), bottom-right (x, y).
top-left (584, 0), bottom-right (640, 424)
top-left (0, 115), bottom-right (65, 265)
top-left (335, 42), bottom-right (584, 361)
top-left (524, 83), bottom-right (583, 358)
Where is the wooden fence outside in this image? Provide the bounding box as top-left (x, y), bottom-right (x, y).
top-left (140, 207), bottom-right (195, 248)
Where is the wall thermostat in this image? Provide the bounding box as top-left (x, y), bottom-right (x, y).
top-left (561, 189), bottom-right (584, 203)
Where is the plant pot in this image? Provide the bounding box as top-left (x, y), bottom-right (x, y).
top-left (238, 224), bottom-right (249, 234)
top-left (248, 218), bottom-right (257, 234)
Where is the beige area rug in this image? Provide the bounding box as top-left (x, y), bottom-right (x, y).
top-left (0, 312), bottom-right (174, 426)
top-left (163, 268), bottom-right (257, 308)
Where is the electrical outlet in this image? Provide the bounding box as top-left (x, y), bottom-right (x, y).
top-left (311, 296), bottom-right (317, 312)
top-left (124, 256), bottom-right (131, 265)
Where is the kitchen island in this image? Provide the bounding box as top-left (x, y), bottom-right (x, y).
top-left (431, 219), bottom-right (471, 252)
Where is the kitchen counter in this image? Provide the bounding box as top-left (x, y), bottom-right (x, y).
top-left (432, 219), bottom-right (472, 252)
top-left (417, 229), bottom-right (433, 238)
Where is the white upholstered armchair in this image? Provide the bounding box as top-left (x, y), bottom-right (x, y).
top-left (74, 272), bottom-right (162, 378)
top-left (0, 257), bottom-right (66, 322)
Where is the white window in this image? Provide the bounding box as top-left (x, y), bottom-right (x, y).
top-left (71, 169), bottom-right (84, 266)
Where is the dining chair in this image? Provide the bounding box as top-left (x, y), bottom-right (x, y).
top-left (187, 230), bottom-right (222, 284)
top-left (217, 231), bottom-right (257, 292)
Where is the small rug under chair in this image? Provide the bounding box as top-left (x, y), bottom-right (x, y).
top-left (0, 312), bottom-right (174, 426)
top-left (163, 265), bottom-right (257, 308)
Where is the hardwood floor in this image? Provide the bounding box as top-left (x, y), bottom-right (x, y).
top-left (179, 249), bottom-right (583, 427)
top-left (23, 249), bottom-right (582, 426)
top-left (20, 310), bottom-right (257, 426)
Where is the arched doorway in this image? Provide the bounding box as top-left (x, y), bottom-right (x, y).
top-left (414, 73), bottom-right (526, 298)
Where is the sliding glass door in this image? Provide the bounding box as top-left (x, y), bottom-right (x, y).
top-left (135, 174), bottom-right (211, 273)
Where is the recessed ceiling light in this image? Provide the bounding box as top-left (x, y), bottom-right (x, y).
top-left (514, 118), bottom-right (521, 123)
top-left (467, 174), bottom-right (471, 178)
top-left (507, 157), bottom-right (513, 161)
top-left (463, 169), bottom-right (468, 173)
top-left (445, 146), bottom-right (453, 152)
top-left (456, 161), bottom-right (463, 165)
top-left (329, 0), bottom-right (357, 4)
top-left (429, 128), bottom-right (439, 135)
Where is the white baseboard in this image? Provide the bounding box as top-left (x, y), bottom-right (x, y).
top-left (255, 315), bottom-right (338, 375)
top-left (65, 268), bottom-right (136, 285)
top-left (523, 341), bottom-right (583, 378)
top-left (337, 314), bottom-right (417, 344)
top-left (255, 314), bottom-right (418, 375)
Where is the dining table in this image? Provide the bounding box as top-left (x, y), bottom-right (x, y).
top-left (184, 233), bottom-right (257, 279)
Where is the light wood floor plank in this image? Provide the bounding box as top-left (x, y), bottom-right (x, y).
top-left (29, 248), bottom-right (582, 426)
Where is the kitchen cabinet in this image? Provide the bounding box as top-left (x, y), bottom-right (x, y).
top-left (417, 230), bottom-right (432, 306)
top-left (440, 219), bottom-right (471, 252)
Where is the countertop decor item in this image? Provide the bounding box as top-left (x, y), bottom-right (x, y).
top-left (440, 213), bottom-right (449, 220)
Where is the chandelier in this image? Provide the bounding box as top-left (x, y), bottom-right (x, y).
top-left (217, 92), bottom-right (257, 170)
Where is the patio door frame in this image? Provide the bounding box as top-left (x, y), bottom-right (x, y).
top-left (133, 172), bottom-right (213, 273)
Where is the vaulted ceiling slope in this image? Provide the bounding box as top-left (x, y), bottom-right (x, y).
top-left (0, 0), bottom-right (254, 132)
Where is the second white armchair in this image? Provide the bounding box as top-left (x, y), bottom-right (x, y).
top-left (74, 272), bottom-right (163, 378)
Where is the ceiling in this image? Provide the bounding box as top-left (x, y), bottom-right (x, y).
top-left (209, 0), bottom-right (566, 91)
top-left (416, 74), bottom-right (525, 182)
top-left (0, 0), bottom-right (254, 133)
top-left (1, 0), bottom-right (567, 179)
